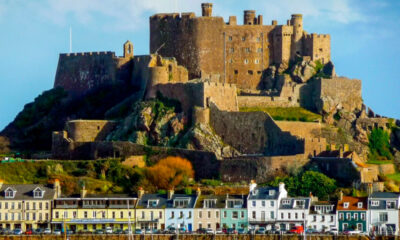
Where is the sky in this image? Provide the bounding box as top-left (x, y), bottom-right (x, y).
top-left (0, 0), bottom-right (399, 130)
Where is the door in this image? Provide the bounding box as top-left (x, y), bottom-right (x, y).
top-left (261, 211), bottom-right (265, 221)
top-left (188, 224), bottom-right (192, 232)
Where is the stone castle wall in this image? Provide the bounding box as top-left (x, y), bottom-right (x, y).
top-left (314, 77), bottom-right (363, 114)
top-left (209, 103), bottom-right (304, 155)
top-left (65, 120), bottom-right (117, 142)
top-left (276, 121), bottom-right (322, 139)
top-left (237, 95), bottom-right (300, 108)
top-left (54, 51), bottom-right (132, 96)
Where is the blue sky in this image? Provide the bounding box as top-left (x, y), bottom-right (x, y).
top-left (0, 0), bottom-right (399, 130)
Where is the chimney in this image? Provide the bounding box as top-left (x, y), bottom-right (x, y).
top-left (279, 182), bottom-right (286, 193)
top-left (249, 180), bottom-right (257, 195)
top-left (271, 20), bottom-right (278, 26)
top-left (330, 144), bottom-right (336, 151)
top-left (339, 147), bottom-right (344, 158)
top-left (138, 187), bottom-right (145, 199)
top-left (80, 186), bottom-right (87, 198)
top-left (196, 187), bottom-right (201, 196)
top-left (367, 183), bottom-right (373, 196)
top-left (53, 179), bottom-right (61, 198)
top-left (344, 144), bottom-right (349, 152)
top-left (309, 192), bottom-right (318, 202)
top-left (257, 15), bottom-right (263, 25)
top-left (201, 3), bottom-right (213, 17)
top-left (168, 188), bottom-right (174, 200)
top-left (228, 16), bottom-right (237, 25)
top-left (338, 190), bottom-right (343, 201)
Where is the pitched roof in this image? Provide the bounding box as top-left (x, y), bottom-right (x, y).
top-left (337, 196), bottom-right (367, 211)
top-left (369, 192), bottom-right (399, 199)
top-left (0, 184), bottom-right (56, 200)
top-left (279, 197), bottom-right (310, 210)
top-left (248, 187), bottom-right (280, 200)
top-left (195, 194), bottom-right (226, 208)
top-left (166, 194), bottom-right (198, 208)
top-left (136, 193), bottom-right (168, 209)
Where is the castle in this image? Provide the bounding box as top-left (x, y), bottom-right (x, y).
top-left (50, 3), bottom-right (373, 184)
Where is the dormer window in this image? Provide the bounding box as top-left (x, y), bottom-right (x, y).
top-left (282, 199), bottom-right (291, 205)
top-left (173, 198), bottom-right (190, 208)
top-left (33, 187), bottom-right (44, 198)
top-left (269, 190), bottom-right (275, 196)
top-left (371, 201), bottom-right (379, 207)
top-left (5, 187), bottom-right (16, 199)
top-left (295, 200), bottom-right (305, 209)
top-left (204, 199), bottom-right (217, 208)
top-left (344, 202), bottom-right (349, 208)
top-left (148, 200), bottom-right (159, 208)
top-left (357, 202), bottom-right (363, 208)
top-left (227, 200), bottom-right (243, 208)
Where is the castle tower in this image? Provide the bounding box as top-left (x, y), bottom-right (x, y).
top-left (123, 40), bottom-right (134, 58)
top-left (201, 3), bottom-right (213, 17)
top-left (244, 10), bottom-right (256, 25)
top-left (290, 14), bottom-right (303, 56)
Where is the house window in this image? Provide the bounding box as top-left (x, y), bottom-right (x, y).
top-left (357, 223), bottom-right (363, 231)
top-left (241, 211), bottom-right (244, 218)
top-left (232, 211), bottom-right (238, 219)
top-left (252, 211), bottom-right (256, 219)
top-left (270, 211), bottom-right (274, 219)
top-left (180, 211), bottom-right (183, 218)
top-left (208, 211), bottom-right (211, 218)
top-left (73, 211), bottom-right (77, 218)
top-left (339, 213), bottom-right (343, 220)
top-left (282, 200), bottom-right (291, 205)
top-left (224, 211), bottom-right (227, 218)
top-left (262, 201), bottom-right (265, 207)
top-left (354, 213), bottom-right (358, 220)
top-left (216, 211), bottom-right (219, 218)
top-left (330, 216), bottom-right (334, 222)
top-left (252, 201), bottom-right (256, 207)
top-left (379, 213), bottom-right (388, 222)
top-left (321, 216), bottom-right (325, 222)
top-left (288, 213), bottom-right (291, 219)
top-left (120, 212), bottom-right (123, 218)
top-left (171, 212), bottom-right (174, 218)
top-left (313, 216), bottom-right (316, 222)
top-left (55, 212), bottom-right (59, 219)
top-left (148, 200), bottom-right (158, 207)
top-left (344, 202), bottom-right (349, 208)
top-left (357, 202), bottom-right (363, 208)
top-left (361, 213), bottom-right (365, 220)
top-left (270, 201), bottom-right (274, 207)
top-left (33, 188), bottom-right (43, 198)
top-left (281, 213), bottom-right (284, 219)
top-left (343, 223), bottom-right (348, 230)
top-left (387, 201), bottom-right (396, 209)
top-left (199, 211), bottom-right (202, 218)
top-left (84, 211), bottom-right (88, 218)
top-left (159, 211), bottom-right (162, 219)
top-left (93, 211), bottom-right (97, 218)
top-left (371, 201), bottom-right (379, 206)
top-left (346, 213), bottom-right (351, 220)
top-left (5, 189), bottom-right (15, 198)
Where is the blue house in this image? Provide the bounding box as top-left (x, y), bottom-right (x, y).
top-left (165, 190), bottom-right (199, 232)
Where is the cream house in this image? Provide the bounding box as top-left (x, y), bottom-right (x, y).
top-left (135, 188), bottom-right (167, 230)
top-left (0, 179), bottom-right (59, 231)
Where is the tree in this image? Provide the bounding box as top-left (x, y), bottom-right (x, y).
top-left (0, 136), bottom-right (10, 154)
top-left (145, 156), bottom-right (194, 189)
top-left (368, 128), bottom-right (393, 160)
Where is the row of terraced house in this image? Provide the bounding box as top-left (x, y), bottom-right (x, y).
top-left (0, 180), bottom-right (399, 235)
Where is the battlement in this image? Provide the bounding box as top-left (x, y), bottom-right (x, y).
top-left (60, 51), bottom-right (116, 57)
top-left (150, 13), bottom-right (183, 20)
top-left (203, 81), bottom-right (235, 89)
top-left (304, 33), bottom-right (330, 39)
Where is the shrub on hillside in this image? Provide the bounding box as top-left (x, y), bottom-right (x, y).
top-left (368, 128), bottom-right (393, 161)
top-left (0, 136), bottom-right (10, 154)
top-left (145, 156), bottom-right (194, 190)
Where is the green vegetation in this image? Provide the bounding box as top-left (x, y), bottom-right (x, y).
top-left (386, 173), bottom-right (400, 182)
top-left (365, 159), bottom-right (393, 165)
top-left (268, 171), bottom-right (337, 200)
top-left (240, 107), bottom-right (322, 122)
top-left (368, 127), bottom-right (393, 161)
top-left (313, 60), bottom-right (331, 78)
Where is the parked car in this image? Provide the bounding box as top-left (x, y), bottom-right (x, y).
top-left (327, 228), bottom-right (338, 235)
top-left (53, 229), bottom-right (62, 235)
top-left (13, 229), bottom-right (23, 235)
top-left (0, 228), bottom-right (12, 235)
top-left (238, 228), bottom-right (247, 234)
top-left (114, 229), bottom-right (124, 234)
top-left (289, 226), bottom-right (304, 234)
top-left (227, 228), bottom-right (237, 234)
top-left (167, 227), bottom-right (177, 234)
top-left (256, 227), bottom-right (266, 234)
top-left (135, 229), bottom-right (143, 234)
top-left (248, 229), bottom-right (255, 235)
top-left (43, 228), bottom-right (52, 234)
top-left (144, 228), bottom-right (152, 234)
top-left (178, 227), bottom-right (187, 234)
top-left (344, 230), bottom-right (363, 235)
top-left (123, 229), bottom-right (133, 235)
top-left (305, 228), bottom-right (319, 234)
top-left (215, 228), bottom-right (223, 234)
top-left (197, 228), bottom-right (206, 234)
top-left (95, 229), bottom-right (104, 234)
top-left (24, 229), bottom-right (33, 235)
top-left (66, 230), bottom-right (74, 235)
top-left (34, 229), bottom-right (44, 235)
top-left (105, 227), bottom-right (113, 234)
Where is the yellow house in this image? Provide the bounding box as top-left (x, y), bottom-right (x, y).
top-left (135, 189), bottom-right (167, 230)
top-left (0, 180), bottom-right (59, 231)
top-left (51, 187), bottom-right (137, 233)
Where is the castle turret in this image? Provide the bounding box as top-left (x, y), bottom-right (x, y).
top-left (290, 14), bottom-right (303, 56)
top-left (244, 10), bottom-right (256, 25)
top-left (123, 40), bottom-right (134, 58)
top-left (201, 3), bottom-right (213, 17)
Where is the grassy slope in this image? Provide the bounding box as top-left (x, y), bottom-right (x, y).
top-left (240, 107), bottom-right (322, 122)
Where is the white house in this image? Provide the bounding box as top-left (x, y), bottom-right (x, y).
top-left (307, 201), bottom-right (337, 232)
top-left (368, 192), bottom-right (400, 235)
top-left (277, 197), bottom-right (311, 231)
top-left (247, 181), bottom-right (287, 230)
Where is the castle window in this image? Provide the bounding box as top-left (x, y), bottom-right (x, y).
top-left (168, 65), bottom-right (173, 72)
top-left (244, 59), bottom-right (249, 64)
top-left (97, 126), bottom-right (100, 130)
top-left (254, 59), bottom-right (259, 64)
top-left (242, 37), bottom-right (246, 41)
top-left (257, 48), bottom-right (262, 53)
top-left (245, 48), bottom-right (250, 53)
top-left (257, 71), bottom-right (261, 75)
top-left (229, 48), bottom-right (234, 53)
top-left (234, 70), bottom-right (238, 74)
top-left (228, 36), bottom-right (232, 41)
top-left (319, 48), bottom-right (323, 52)
top-left (248, 70), bottom-right (253, 75)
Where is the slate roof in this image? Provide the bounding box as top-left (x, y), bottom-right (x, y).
top-left (166, 194), bottom-right (198, 208)
top-left (248, 187), bottom-right (280, 200)
top-left (309, 201), bottom-right (336, 214)
top-left (226, 194), bottom-right (247, 208)
top-left (369, 192), bottom-right (399, 199)
top-left (136, 193), bottom-right (168, 209)
top-left (195, 194), bottom-right (226, 208)
top-left (0, 184), bottom-right (56, 200)
top-left (279, 197), bottom-right (310, 210)
top-left (337, 196), bottom-right (367, 211)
